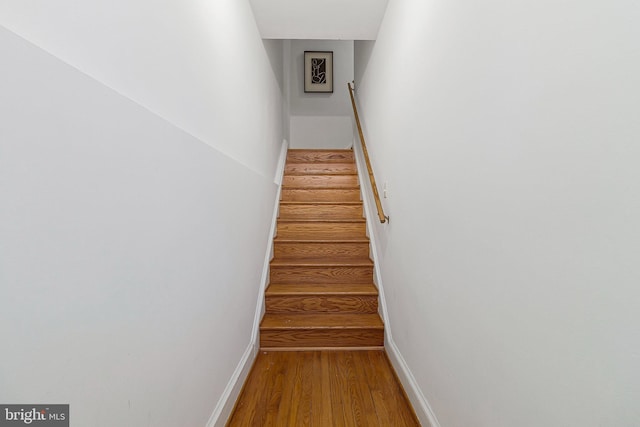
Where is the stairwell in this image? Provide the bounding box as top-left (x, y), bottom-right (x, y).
top-left (260, 149), bottom-right (384, 350)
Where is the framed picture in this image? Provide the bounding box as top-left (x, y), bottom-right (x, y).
top-left (304, 51), bottom-right (333, 93)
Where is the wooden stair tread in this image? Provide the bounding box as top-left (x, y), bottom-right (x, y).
top-left (278, 218), bottom-right (365, 223)
top-left (283, 175), bottom-right (358, 186)
top-left (261, 313), bottom-right (383, 329)
top-left (280, 188), bottom-right (362, 202)
top-left (274, 237), bottom-right (369, 243)
top-left (270, 258), bottom-right (373, 267)
top-left (278, 205), bottom-right (364, 220)
top-left (275, 233), bottom-right (366, 240)
top-left (286, 167), bottom-right (357, 175)
top-left (282, 186), bottom-right (360, 191)
top-left (258, 346), bottom-right (384, 351)
top-left (287, 149), bottom-right (355, 164)
top-left (273, 241), bottom-right (370, 259)
top-left (281, 188), bottom-right (360, 192)
top-left (277, 222), bottom-right (367, 239)
top-left (265, 284), bottom-right (379, 314)
top-left (280, 201), bottom-right (363, 206)
top-left (266, 283), bottom-right (378, 296)
top-left (286, 172), bottom-right (357, 176)
top-left (274, 238), bottom-right (369, 243)
top-left (288, 149), bottom-right (353, 152)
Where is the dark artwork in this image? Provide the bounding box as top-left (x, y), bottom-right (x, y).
top-left (311, 58), bottom-right (327, 84)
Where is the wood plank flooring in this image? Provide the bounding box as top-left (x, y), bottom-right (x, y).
top-left (227, 350), bottom-right (420, 426)
top-left (232, 149), bottom-right (415, 425)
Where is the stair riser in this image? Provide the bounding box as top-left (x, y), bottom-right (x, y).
top-left (266, 295), bottom-right (378, 314)
top-left (260, 329), bottom-right (384, 348)
top-left (277, 222), bottom-right (366, 238)
top-left (279, 204), bottom-right (363, 220)
top-left (285, 163), bottom-right (356, 175)
top-left (270, 266), bottom-right (373, 284)
top-left (283, 175), bottom-right (359, 188)
top-left (274, 242), bottom-right (370, 259)
top-left (280, 188), bottom-right (361, 202)
top-left (287, 151), bottom-right (355, 163)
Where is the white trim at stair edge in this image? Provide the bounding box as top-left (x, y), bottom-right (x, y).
top-left (206, 139), bottom-right (289, 427)
top-left (353, 137), bottom-right (441, 427)
top-left (351, 139), bottom-right (392, 338)
top-left (385, 337), bottom-right (441, 427)
top-left (205, 342), bottom-right (255, 427)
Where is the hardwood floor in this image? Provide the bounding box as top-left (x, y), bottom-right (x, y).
top-left (227, 350), bottom-right (419, 426)
top-left (232, 150), bottom-right (416, 425)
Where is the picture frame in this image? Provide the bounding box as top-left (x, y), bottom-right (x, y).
top-left (304, 51), bottom-right (333, 93)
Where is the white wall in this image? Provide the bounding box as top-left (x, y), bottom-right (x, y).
top-left (354, 0), bottom-right (640, 426)
top-left (288, 39), bottom-right (354, 149)
top-left (0, 0), bottom-right (282, 178)
top-left (0, 0), bottom-right (282, 424)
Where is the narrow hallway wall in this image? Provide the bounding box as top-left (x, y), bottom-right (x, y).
top-left (0, 0), bottom-right (282, 177)
top-left (354, 0), bottom-right (640, 426)
top-left (0, 0), bottom-right (284, 425)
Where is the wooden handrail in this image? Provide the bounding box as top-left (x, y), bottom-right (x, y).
top-left (347, 82), bottom-right (389, 224)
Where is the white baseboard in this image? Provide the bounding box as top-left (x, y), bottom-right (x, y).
top-left (352, 136), bottom-right (440, 427)
top-left (251, 138), bottom-right (288, 344)
top-left (274, 139), bottom-right (289, 186)
top-left (205, 139), bottom-right (288, 427)
top-left (206, 343), bottom-right (257, 427)
top-left (385, 337), bottom-right (441, 427)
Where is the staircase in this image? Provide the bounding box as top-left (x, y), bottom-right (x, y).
top-left (260, 149), bottom-right (384, 350)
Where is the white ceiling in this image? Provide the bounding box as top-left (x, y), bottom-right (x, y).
top-left (249, 0), bottom-right (389, 40)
